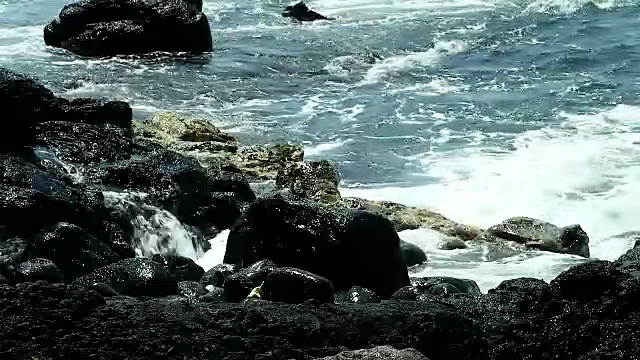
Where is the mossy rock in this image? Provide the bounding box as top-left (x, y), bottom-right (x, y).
top-left (341, 197), bottom-right (483, 240)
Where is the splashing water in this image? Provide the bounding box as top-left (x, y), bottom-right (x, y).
top-left (103, 191), bottom-right (205, 260)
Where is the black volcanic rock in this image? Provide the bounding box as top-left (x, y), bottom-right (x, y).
top-left (43, 0), bottom-right (213, 57)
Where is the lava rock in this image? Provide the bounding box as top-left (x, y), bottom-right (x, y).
top-left (96, 149), bottom-right (250, 231)
top-left (551, 260), bottom-right (627, 301)
top-left (239, 259), bottom-right (278, 285)
top-left (410, 277), bottom-right (482, 297)
top-left (177, 280), bottom-right (207, 300)
top-left (474, 216), bottom-right (590, 258)
top-left (262, 267), bottom-right (334, 304)
top-left (391, 286), bottom-right (422, 301)
top-left (151, 254), bottom-right (204, 282)
top-left (15, 258), bottom-right (65, 283)
top-left (59, 97), bottom-right (132, 130)
top-left (317, 345), bottom-right (430, 360)
top-left (336, 286), bottom-right (380, 303)
top-left (24, 222), bottom-right (121, 281)
top-left (0, 154), bottom-right (104, 245)
top-left (34, 121), bottom-right (143, 165)
top-left (225, 192), bottom-right (409, 298)
top-left (275, 159), bottom-right (342, 203)
top-left (0, 68), bottom-right (61, 152)
top-left (400, 240), bottom-right (427, 267)
top-left (222, 272), bottom-right (254, 302)
top-left (200, 263), bottom-right (239, 288)
top-left (43, 0), bottom-right (213, 57)
top-left (71, 258), bottom-right (178, 297)
top-left (199, 286), bottom-right (225, 303)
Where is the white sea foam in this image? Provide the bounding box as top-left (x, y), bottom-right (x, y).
top-left (341, 104), bottom-right (640, 291)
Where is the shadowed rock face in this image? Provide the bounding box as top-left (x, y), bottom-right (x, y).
top-left (43, 0), bottom-right (213, 57)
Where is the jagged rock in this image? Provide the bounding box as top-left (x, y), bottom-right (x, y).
top-left (150, 254), bottom-right (204, 282)
top-left (15, 258), bottom-right (65, 283)
top-left (473, 217), bottom-right (590, 258)
top-left (400, 240), bottom-right (427, 267)
top-left (276, 160), bottom-right (342, 203)
top-left (23, 222), bottom-right (121, 281)
top-left (316, 346), bottom-right (429, 360)
top-left (224, 192), bottom-right (409, 298)
top-left (342, 197), bottom-right (483, 239)
top-left (71, 258), bottom-right (178, 297)
top-left (200, 263), bottom-right (239, 288)
top-left (43, 0), bottom-right (213, 57)
top-left (262, 267), bottom-right (334, 304)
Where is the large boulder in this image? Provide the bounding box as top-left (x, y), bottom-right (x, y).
top-left (261, 267), bottom-right (334, 304)
top-left (224, 192), bottom-right (410, 298)
top-left (473, 217), bottom-right (590, 258)
top-left (43, 0), bottom-right (213, 57)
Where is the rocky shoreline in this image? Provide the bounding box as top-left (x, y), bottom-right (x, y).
top-left (0, 0), bottom-right (636, 356)
top-left (1, 63), bottom-right (640, 359)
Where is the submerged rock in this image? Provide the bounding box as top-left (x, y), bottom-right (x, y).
top-left (44, 0), bottom-right (213, 57)
top-left (473, 217), bottom-right (590, 258)
top-left (224, 192), bottom-right (409, 298)
top-left (400, 240), bottom-right (427, 267)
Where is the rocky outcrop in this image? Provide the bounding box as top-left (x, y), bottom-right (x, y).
top-left (43, 0), bottom-right (213, 57)
top-left (224, 192), bottom-right (410, 298)
top-left (473, 217), bottom-right (590, 258)
top-left (133, 112), bottom-right (305, 180)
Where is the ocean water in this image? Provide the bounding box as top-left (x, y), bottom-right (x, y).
top-left (2, 0), bottom-right (640, 292)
